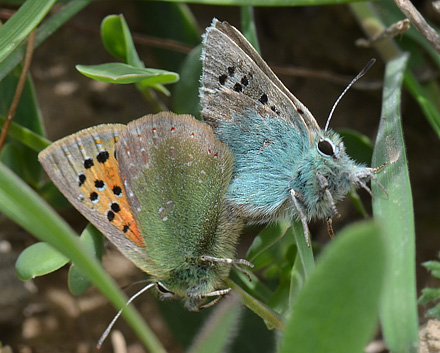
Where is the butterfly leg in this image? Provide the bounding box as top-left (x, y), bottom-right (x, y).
top-left (187, 287), bottom-right (231, 311)
top-left (201, 255), bottom-right (253, 268)
top-left (326, 218), bottom-right (335, 238)
top-left (290, 189), bottom-right (311, 247)
top-left (197, 288), bottom-right (232, 298)
top-left (201, 255), bottom-right (254, 281)
top-left (197, 291), bottom-right (230, 310)
top-left (316, 172), bottom-right (340, 218)
top-left (357, 171), bottom-right (389, 199)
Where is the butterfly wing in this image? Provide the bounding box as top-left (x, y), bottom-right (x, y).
top-left (201, 18), bottom-right (320, 136)
top-left (201, 19), bottom-right (323, 220)
top-left (116, 112), bottom-right (240, 286)
top-left (38, 125), bottom-right (150, 272)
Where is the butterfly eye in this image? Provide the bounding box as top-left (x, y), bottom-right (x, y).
top-left (318, 139), bottom-right (335, 157)
top-left (156, 282), bottom-right (174, 295)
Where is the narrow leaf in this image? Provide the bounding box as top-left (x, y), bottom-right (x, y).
top-left (76, 63), bottom-right (179, 86)
top-left (372, 53), bottom-right (419, 352)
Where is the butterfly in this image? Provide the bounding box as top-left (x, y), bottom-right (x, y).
top-left (200, 19), bottom-right (386, 246)
top-left (38, 112), bottom-right (252, 311)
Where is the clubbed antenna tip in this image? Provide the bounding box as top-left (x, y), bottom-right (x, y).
top-left (324, 58), bottom-right (376, 132)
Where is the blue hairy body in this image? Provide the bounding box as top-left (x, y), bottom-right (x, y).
top-left (216, 111), bottom-right (365, 223)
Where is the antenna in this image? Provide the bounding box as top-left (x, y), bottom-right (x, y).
top-left (97, 282), bottom-right (156, 349)
top-left (324, 58), bottom-right (376, 132)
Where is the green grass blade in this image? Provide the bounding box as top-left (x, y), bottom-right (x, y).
top-left (187, 296), bottom-right (243, 353)
top-left (0, 0), bottom-right (56, 63)
top-left (226, 278), bottom-right (285, 331)
top-left (155, 0), bottom-right (371, 6)
top-left (291, 221), bottom-right (315, 280)
top-left (0, 162), bottom-right (166, 353)
top-left (289, 221), bottom-right (315, 308)
top-left (350, 1), bottom-right (440, 139)
top-left (372, 53), bottom-right (419, 353)
top-left (0, 0), bottom-right (92, 82)
top-left (0, 115), bottom-right (51, 152)
top-left (403, 70), bottom-right (440, 138)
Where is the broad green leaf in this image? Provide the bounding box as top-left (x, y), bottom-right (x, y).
top-left (76, 63), bottom-right (179, 85)
top-left (241, 7), bottom-right (260, 53)
top-left (280, 221), bottom-right (385, 353)
top-left (15, 242), bottom-right (69, 280)
top-left (426, 305), bottom-right (440, 319)
top-left (98, 14), bottom-right (175, 95)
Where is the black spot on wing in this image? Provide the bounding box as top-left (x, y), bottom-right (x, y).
top-left (97, 150), bottom-right (109, 163)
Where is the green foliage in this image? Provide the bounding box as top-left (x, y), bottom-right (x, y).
top-left (419, 256), bottom-right (440, 320)
top-left (16, 242), bottom-right (69, 280)
top-left (281, 222), bottom-right (386, 353)
top-left (372, 54), bottom-right (418, 353)
top-left (76, 63), bottom-right (178, 85)
top-left (68, 225), bottom-right (104, 295)
top-left (77, 14), bottom-right (179, 96)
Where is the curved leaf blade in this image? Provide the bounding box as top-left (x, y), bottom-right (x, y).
top-left (101, 14), bottom-right (143, 68)
top-left (372, 53), bottom-right (419, 352)
top-left (76, 63), bottom-right (179, 85)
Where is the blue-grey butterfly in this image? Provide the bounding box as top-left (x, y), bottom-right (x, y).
top-left (200, 19), bottom-right (386, 246)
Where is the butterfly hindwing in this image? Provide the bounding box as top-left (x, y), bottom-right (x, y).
top-left (38, 124), bottom-right (149, 272)
top-left (116, 112), bottom-right (240, 282)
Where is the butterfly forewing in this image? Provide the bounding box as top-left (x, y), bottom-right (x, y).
top-left (116, 112), bottom-right (237, 280)
top-left (38, 125), bottom-right (149, 272)
top-left (201, 19), bottom-right (319, 137)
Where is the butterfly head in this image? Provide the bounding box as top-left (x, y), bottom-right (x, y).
top-left (301, 129), bottom-right (387, 222)
top-left (154, 260), bottom-right (231, 311)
